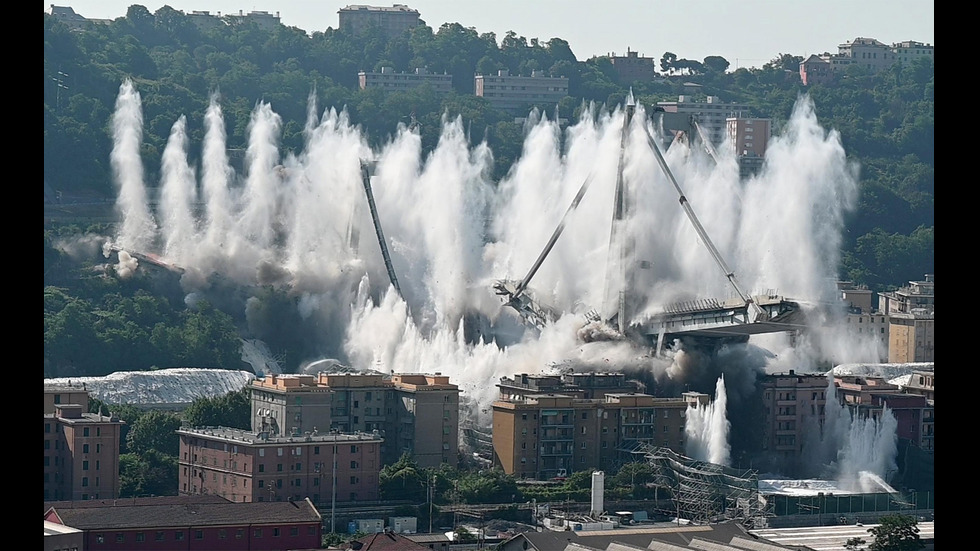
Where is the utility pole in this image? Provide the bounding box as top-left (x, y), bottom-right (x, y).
top-left (428, 473), bottom-right (434, 533)
top-left (331, 444), bottom-right (338, 534)
top-left (51, 70), bottom-right (69, 111)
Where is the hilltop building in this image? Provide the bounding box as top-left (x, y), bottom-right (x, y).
top-left (339, 4), bottom-right (421, 38)
top-left (249, 371), bottom-right (460, 468)
top-left (44, 384), bottom-right (124, 502)
top-left (359, 67), bottom-right (453, 94)
top-left (222, 9), bottom-right (281, 31)
top-left (607, 48), bottom-right (658, 83)
top-left (475, 70), bottom-right (569, 116)
top-left (799, 37), bottom-right (934, 85)
top-left (177, 426), bottom-right (382, 503)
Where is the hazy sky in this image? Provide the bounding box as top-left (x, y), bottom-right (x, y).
top-left (47, 1), bottom-right (933, 69)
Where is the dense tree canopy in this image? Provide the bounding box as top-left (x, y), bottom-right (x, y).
top-left (867, 514), bottom-right (925, 551)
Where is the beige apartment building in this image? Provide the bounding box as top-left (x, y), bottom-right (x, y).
top-left (43, 403), bottom-right (124, 501)
top-left (249, 371), bottom-right (460, 467)
top-left (492, 392), bottom-right (692, 480)
top-left (474, 70), bottom-right (569, 115)
top-left (338, 4), bottom-right (421, 38)
top-left (889, 311), bottom-right (935, 363)
top-left (177, 427), bottom-right (382, 504)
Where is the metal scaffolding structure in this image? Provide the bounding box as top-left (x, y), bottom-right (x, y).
top-left (632, 445), bottom-right (773, 527)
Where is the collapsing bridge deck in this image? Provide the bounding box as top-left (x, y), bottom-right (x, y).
top-left (635, 294), bottom-right (805, 348)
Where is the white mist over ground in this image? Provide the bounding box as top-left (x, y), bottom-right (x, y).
top-left (800, 372), bottom-right (899, 491)
top-left (103, 79), bottom-right (894, 480)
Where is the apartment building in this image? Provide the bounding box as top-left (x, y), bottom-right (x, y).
top-left (837, 281), bottom-right (874, 314)
top-left (835, 376), bottom-right (933, 453)
top-left (837, 37), bottom-right (898, 72)
top-left (492, 392), bottom-right (691, 480)
top-left (846, 311), bottom-right (890, 361)
top-left (726, 117), bottom-right (770, 158)
top-left (892, 40), bottom-right (935, 66)
top-left (801, 38), bottom-right (934, 85)
top-left (43, 403), bottom-right (124, 501)
top-left (222, 10), bottom-right (281, 31)
top-left (889, 311), bottom-right (935, 363)
top-left (759, 370), bottom-right (828, 468)
top-left (44, 497), bottom-right (321, 551)
top-left (799, 54), bottom-right (837, 86)
top-left (44, 382), bottom-right (91, 414)
top-left (497, 372), bottom-right (644, 401)
top-left (359, 67), bottom-right (453, 94)
top-left (608, 49), bottom-right (658, 83)
top-left (339, 4), bottom-right (421, 39)
top-left (388, 373), bottom-right (460, 467)
top-left (249, 371), bottom-right (460, 468)
top-left (474, 70), bottom-right (569, 115)
top-left (879, 274), bottom-right (934, 314)
top-left (657, 95), bottom-right (753, 147)
top-left (725, 117), bottom-right (771, 177)
top-left (177, 426), bottom-right (382, 504)
top-left (903, 370), bottom-right (935, 401)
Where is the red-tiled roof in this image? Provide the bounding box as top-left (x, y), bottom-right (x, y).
top-left (45, 498), bottom-right (321, 530)
top-left (347, 531), bottom-right (432, 551)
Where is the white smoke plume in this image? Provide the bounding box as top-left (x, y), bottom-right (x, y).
top-left (685, 375), bottom-right (731, 466)
top-left (105, 84), bottom-right (877, 457)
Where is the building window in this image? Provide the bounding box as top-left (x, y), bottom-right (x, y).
top-left (83, 444), bottom-right (89, 453)
top-left (236, 529), bottom-right (245, 539)
top-left (156, 531), bottom-right (165, 541)
top-left (291, 527), bottom-right (300, 536)
top-left (175, 531), bottom-right (184, 541)
top-left (219, 529), bottom-right (227, 539)
top-left (259, 464), bottom-right (265, 472)
top-left (83, 461), bottom-right (89, 470)
top-left (84, 427), bottom-right (90, 437)
top-left (254, 528), bottom-right (263, 538)
top-left (195, 530), bottom-right (204, 540)
top-left (351, 461), bottom-right (358, 469)
top-left (116, 533), bottom-right (125, 543)
top-left (274, 528), bottom-right (281, 537)
top-left (82, 477), bottom-right (89, 487)
top-left (136, 533), bottom-right (145, 542)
